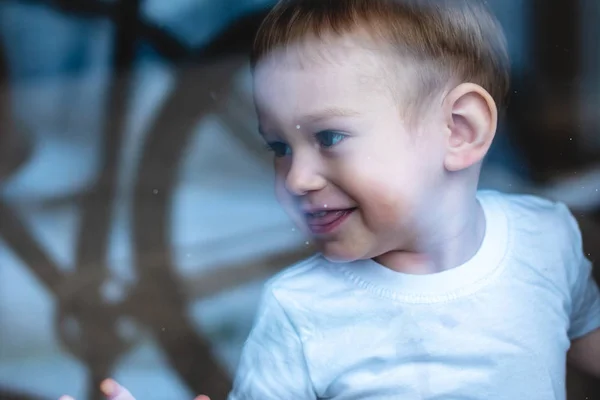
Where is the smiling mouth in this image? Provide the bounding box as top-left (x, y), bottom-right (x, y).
top-left (305, 208), bottom-right (357, 234)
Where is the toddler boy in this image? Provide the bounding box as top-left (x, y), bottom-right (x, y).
top-left (232, 0), bottom-right (600, 398)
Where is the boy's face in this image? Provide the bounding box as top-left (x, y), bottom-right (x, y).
top-left (253, 41), bottom-right (448, 262)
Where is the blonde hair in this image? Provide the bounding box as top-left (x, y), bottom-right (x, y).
top-left (251, 0), bottom-right (510, 111)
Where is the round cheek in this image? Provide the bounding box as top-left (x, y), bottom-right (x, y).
top-left (347, 174), bottom-right (422, 256)
top-left (360, 185), bottom-right (406, 230)
top-left (341, 164), bottom-right (408, 225)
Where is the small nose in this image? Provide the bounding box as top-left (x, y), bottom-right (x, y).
top-left (284, 155), bottom-right (327, 196)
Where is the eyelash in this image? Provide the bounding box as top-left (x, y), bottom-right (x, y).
top-left (264, 142), bottom-right (290, 158)
top-left (265, 130), bottom-right (348, 158)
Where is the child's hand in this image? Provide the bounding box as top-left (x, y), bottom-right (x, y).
top-left (58, 378), bottom-right (211, 400)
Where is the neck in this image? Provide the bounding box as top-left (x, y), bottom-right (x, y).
top-left (374, 188), bottom-right (485, 275)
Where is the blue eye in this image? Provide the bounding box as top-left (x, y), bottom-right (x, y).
top-left (315, 131), bottom-right (347, 148)
top-left (265, 141), bottom-right (291, 157)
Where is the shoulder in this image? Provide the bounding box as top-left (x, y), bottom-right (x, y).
top-left (479, 189), bottom-right (582, 247)
top-left (257, 254), bottom-right (353, 327)
top-left (479, 190), bottom-right (587, 295)
top-left (246, 256), bottom-right (325, 334)
top-left (480, 189), bottom-right (572, 219)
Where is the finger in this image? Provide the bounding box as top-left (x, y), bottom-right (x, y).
top-left (194, 396), bottom-right (211, 400)
top-left (100, 379), bottom-right (136, 400)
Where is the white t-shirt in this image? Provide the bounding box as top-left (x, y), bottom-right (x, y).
top-left (229, 191), bottom-right (600, 400)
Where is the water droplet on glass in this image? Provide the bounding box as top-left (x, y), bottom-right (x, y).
top-left (324, 204), bottom-right (328, 208)
top-left (210, 91), bottom-right (217, 100)
top-left (291, 228), bottom-right (296, 232)
top-left (161, 327), bottom-right (166, 332)
top-left (296, 125), bottom-right (301, 130)
top-left (305, 241), bottom-right (310, 246)
top-left (153, 189), bottom-right (158, 194)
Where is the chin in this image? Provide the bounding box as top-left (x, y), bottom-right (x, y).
top-left (319, 243), bottom-right (367, 264)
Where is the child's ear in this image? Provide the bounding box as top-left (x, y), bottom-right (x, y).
top-left (442, 83), bottom-right (497, 172)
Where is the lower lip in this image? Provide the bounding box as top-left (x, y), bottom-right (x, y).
top-left (308, 209), bottom-right (355, 235)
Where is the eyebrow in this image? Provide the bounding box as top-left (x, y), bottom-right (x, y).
top-left (301, 107), bottom-right (361, 123)
top-left (258, 107), bottom-right (360, 137)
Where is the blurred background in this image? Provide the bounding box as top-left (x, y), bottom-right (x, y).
top-left (0, 0), bottom-right (598, 399)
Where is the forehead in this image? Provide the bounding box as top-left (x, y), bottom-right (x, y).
top-left (252, 38), bottom-right (395, 120)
